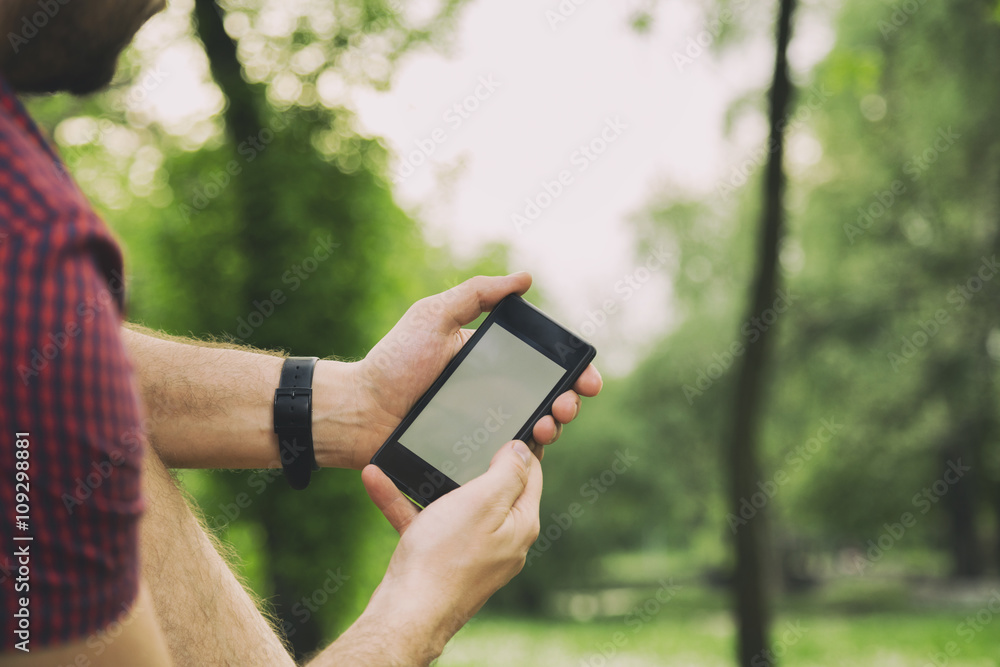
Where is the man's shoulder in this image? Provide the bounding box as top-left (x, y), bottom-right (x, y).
top-left (0, 114), bottom-right (100, 236)
top-left (0, 96), bottom-right (126, 309)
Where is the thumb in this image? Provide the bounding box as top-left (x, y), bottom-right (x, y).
top-left (430, 272), bottom-right (532, 331)
top-left (464, 440), bottom-right (536, 510)
top-left (362, 465), bottom-right (420, 535)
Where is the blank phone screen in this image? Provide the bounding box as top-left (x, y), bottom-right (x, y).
top-left (398, 323), bottom-right (565, 484)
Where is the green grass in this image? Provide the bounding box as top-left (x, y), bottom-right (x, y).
top-left (436, 586), bottom-right (1000, 667)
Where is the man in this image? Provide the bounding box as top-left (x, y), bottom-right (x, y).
top-left (0, 1), bottom-right (601, 665)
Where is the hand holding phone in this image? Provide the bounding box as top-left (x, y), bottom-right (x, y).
top-left (340, 274), bottom-right (600, 661)
top-left (370, 290), bottom-right (596, 506)
top-left (352, 274), bottom-right (600, 471)
top-left (357, 439), bottom-right (542, 660)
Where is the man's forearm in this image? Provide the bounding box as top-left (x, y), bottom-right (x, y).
top-left (310, 622), bottom-right (439, 667)
top-left (122, 325), bottom-right (368, 470)
top-left (308, 594), bottom-right (449, 667)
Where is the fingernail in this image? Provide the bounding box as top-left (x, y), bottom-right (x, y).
top-left (513, 441), bottom-right (531, 464)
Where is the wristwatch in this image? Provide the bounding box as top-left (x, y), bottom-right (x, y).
top-left (273, 356), bottom-right (320, 489)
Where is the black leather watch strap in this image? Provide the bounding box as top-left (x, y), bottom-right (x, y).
top-left (274, 356), bottom-right (320, 490)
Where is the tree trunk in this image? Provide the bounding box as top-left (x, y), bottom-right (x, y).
top-left (725, 0), bottom-right (797, 665)
top-left (192, 2), bottom-right (324, 660)
top-left (986, 157), bottom-right (1000, 577)
top-left (946, 156), bottom-right (1000, 579)
top-left (940, 415), bottom-right (983, 578)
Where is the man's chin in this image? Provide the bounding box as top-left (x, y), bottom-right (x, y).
top-left (66, 57), bottom-right (122, 96)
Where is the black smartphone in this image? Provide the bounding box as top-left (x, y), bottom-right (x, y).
top-left (370, 293), bottom-right (596, 508)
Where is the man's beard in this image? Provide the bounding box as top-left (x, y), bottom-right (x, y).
top-left (3, 0), bottom-right (165, 95)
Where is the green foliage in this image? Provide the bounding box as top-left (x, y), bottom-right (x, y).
top-left (440, 592), bottom-right (1000, 666)
top-left (500, 0), bottom-right (1000, 611)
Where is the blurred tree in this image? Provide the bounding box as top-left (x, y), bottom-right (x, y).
top-left (521, 0), bottom-right (1000, 636)
top-left (779, 0), bottom-right (1000, 579)
top-left (724, 0), bottom-right (796, 664)
top-left (175, 0), bottom-right (489, 656)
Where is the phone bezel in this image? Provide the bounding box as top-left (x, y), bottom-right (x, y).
top-left (369, 293), bottom-right (596, 507)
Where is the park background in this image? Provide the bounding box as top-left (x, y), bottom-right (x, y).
top-left (26, 0), bottom-right (1000, 664)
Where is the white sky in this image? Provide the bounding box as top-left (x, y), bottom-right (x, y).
top-left (346, 0), bottom-right (834, 373)
top-left (126, 0), bottom-right (836, 374)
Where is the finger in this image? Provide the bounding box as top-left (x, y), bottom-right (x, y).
top-left (531, 415), bottom-right (563, 446)
top-left (551, 390), bottom-right (581, 425)
top-left (526, 437), bottom-right (545, 461)
top-left (573, 364), bottom-right (603, 397)
top-left (361, 465), bottom-right (420, 536)
top-left (465, 440), bottom-right (533, 510)
top-left (432, 272), bottom-right (532, 332)
top-left (510, 452), bottom-right (543, 546)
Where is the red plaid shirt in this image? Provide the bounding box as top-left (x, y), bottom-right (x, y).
top-left (0, 75), bottom-right (144, 651)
